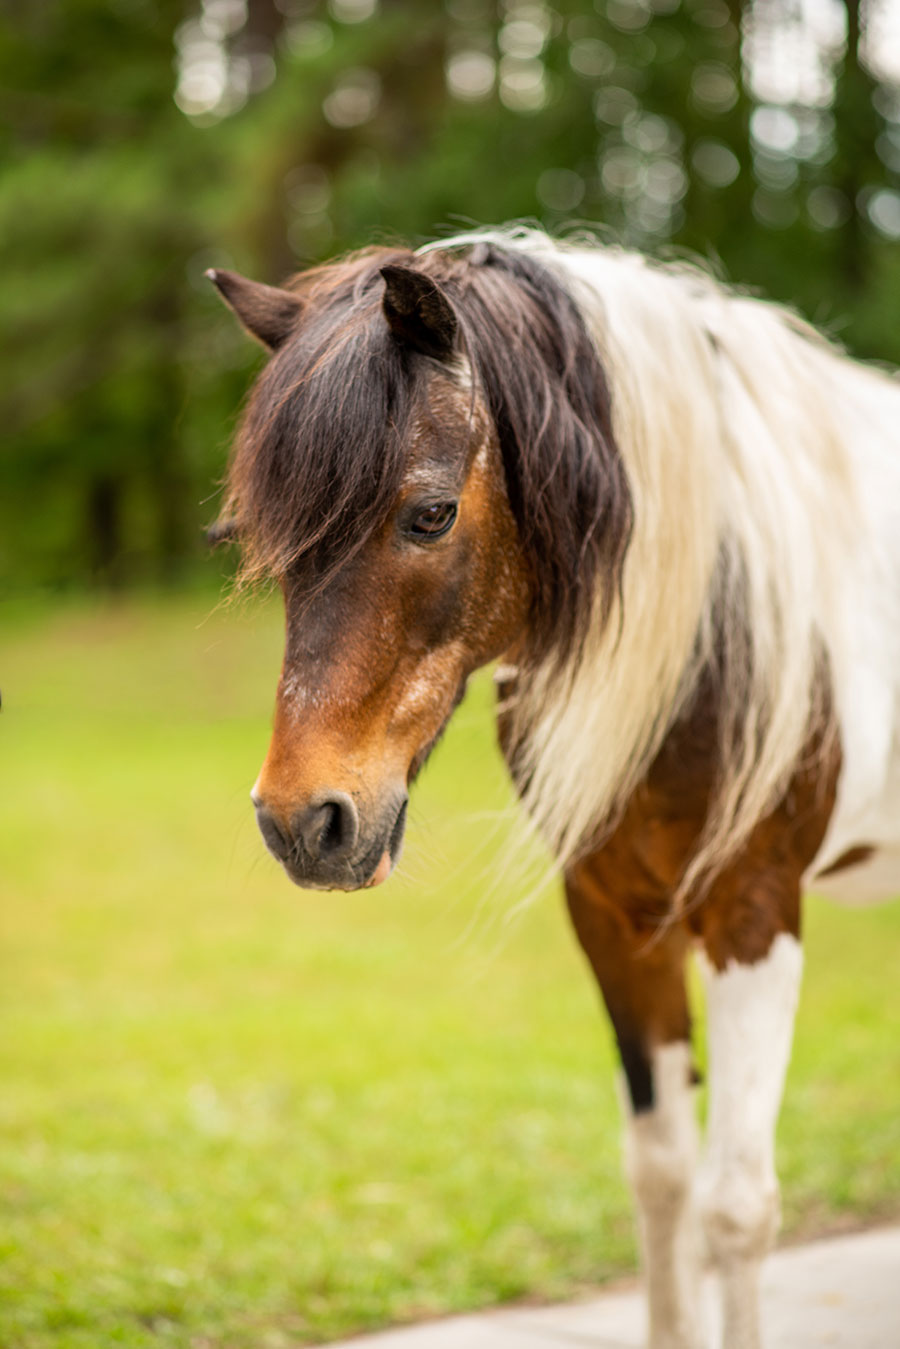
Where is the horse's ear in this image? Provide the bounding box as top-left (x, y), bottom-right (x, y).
top-left (380, 265), bottom-right (458, 361)
top-left (205, 517), bottom-right (238, 547)
top-left (205, 268), bottom-right (303, 350)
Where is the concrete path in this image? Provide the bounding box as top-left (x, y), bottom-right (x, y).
top-left (327, 1225), bottom-right (900, 1348)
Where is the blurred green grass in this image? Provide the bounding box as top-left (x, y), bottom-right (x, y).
top-left (2, 593), bottom-right (900, 1349)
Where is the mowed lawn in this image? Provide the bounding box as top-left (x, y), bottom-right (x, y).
top-left (2, 593), bottom-right (900, 1349)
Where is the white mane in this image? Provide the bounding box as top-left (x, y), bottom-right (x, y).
top-left (427, 227), bottom-right (900, 895)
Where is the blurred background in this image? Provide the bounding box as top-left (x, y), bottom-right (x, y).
top-left (3, 5), bottom-right (900, 1349)
top-left (3, 0), bottom-right (900, 592)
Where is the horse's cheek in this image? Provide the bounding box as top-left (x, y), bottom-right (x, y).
top-left (467, 513), bottom-right (532, 663)
top-left (405, 534), bottom-right (526, 674)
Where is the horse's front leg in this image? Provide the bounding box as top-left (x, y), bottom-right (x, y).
top-left (566, 866), bottom-right (706, 1349)
top-left (696, 890), bottom-right (804, 1349)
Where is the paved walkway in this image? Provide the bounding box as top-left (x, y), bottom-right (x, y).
top-left (327, 1225), bottom-right (900, 1348)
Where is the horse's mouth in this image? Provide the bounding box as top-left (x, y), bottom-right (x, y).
top-left (362, 851), bottom-right (394, 888)
top-left (361, 798), bottom-right (408, 888)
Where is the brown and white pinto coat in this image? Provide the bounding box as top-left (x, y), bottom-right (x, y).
top-left (209, 229), bottom-right (900, 1349)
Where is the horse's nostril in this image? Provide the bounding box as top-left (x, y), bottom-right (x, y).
top-left (318, 801), bottom-right (343, 854)
top-left (295, 792), bottom-right (359, 860)
top-left (255, 802), bottom-right (292, 864)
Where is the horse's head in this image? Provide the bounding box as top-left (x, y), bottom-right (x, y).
top-left (210, 241), bottom-right (630, 890)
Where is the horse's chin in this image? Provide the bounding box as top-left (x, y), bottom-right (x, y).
top-left (280, 847), bottom-right (397, 893)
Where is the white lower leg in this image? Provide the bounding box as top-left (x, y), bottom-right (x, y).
top-left (697, 932), bottom-right (803, 1349)
top-left (624, 1042), bottom-right (705, 1349)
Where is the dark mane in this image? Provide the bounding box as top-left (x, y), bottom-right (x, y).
top-left (431, 243), bottom-right (632, 662)
top-left (225, 248), bottom-right (429, 592)
top-left (224, 239), bottom-right (632, 663)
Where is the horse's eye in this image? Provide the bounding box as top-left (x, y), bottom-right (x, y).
top-left (409, 502), bottom-right (458, 539)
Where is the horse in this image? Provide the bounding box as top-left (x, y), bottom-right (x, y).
top-left (207, 227), bottom-right (900, 1349)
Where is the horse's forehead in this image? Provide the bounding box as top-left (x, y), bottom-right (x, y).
top-left (399, 367), bottom-right (486, 489)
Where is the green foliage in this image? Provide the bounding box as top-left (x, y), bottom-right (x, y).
top-left (2, 596), bottom-right (900, 1347)
top-left (2, 0), bottom-right (899, 589)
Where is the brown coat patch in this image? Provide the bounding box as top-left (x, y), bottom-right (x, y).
top-left (501, 675), bottom-right (840, 1105)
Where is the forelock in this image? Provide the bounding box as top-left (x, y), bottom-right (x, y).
top-left (225, 251), bottom-right (425, 590)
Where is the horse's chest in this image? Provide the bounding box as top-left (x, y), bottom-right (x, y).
top-left (565, 697), bottom-right (840, 925)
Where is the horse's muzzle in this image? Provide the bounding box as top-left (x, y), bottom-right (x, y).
top-left (252, 788), bottom-right (408, 890)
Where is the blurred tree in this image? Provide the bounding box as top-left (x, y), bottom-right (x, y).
top-left (0, 0), bottom-right (233, 586)
top-left (1, 0), bottom-right (898, 592)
